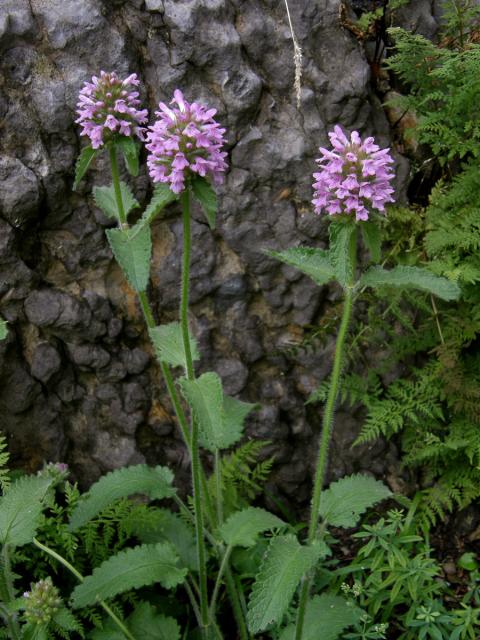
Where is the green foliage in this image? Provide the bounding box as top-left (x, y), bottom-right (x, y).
top-left (140, 184), bottom-right (178, 227)
top-left (106, 222), bottom-right (152, 292)
top-left (267, 247), bottom-right (335, 286)
top-left (247, 534), bottom-right (322, 633)
top-left (329, 222), bottom-right (356, 287)
top-left (319, 475), bottom-right (392, 529)
top-left (0, 476), bottom-right (52, 546)
top-left (191, 175), bottom-right (217, 229)
top-left (69, 465), bottom-right (175, 531)
top-left (0, 433), bottom-right (10, 493)
top-left (219, 507), bottom-right (284, 547)
top-left (0, 319), bottom-right (7, 341)
top-left (116, 137), bottom-right (139, 177)
top-left (440, 0), bottom-right (480, 48)
top-left (70, 543), bottom-right (186, 609)
top-left (73, 146), bottom-right (97, 190)
top-left (279, 594), bottom-right (362, 640)
top-left (90, 602), bottom-right (180, 640)
top-left (149, 322), bottom-right (200, 371)
top-left (360, 222), bottom-right (382, 263)
top-left (360, 265), bottom-right (460, 301)
top-left (93, 183), bottom-right (139, 220)
top-left (179, 372), bottom-right (255, 452)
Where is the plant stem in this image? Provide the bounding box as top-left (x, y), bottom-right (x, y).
top-left (180, 188), bottom-right (195, 380)
top-left (33, 538), bottom-right (136, 640)
top-left (295, 228), bottom-right (356, 640)
top-left (225, 567), bottom-right (250, 640)
top-left (214, 449), bottom-right (223, 525)
top-left (137, 290), bottom-right (192, 449)
top-left (1, 545), bottom-right (21, 640)
top-left (209, 545), bottom-right (232, 619)
top-left (180, 186), bottom-right (209, 635)
top-left (109, 144), bottom-right (127, 225)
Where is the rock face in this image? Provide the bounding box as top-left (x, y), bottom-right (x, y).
top-left (0, 0), bottom-right (430, 502)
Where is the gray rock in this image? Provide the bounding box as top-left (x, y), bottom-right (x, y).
top-left (31, 343), bottom-right (62, 383)
top-left (0, 157), bottom-right (40, 228)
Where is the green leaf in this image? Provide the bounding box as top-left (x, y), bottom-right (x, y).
top-left (179, 373), bottom-right (255, 452)
top-left (220, 507), bottom-right (284, 547)
top-left (71, 543), bottom-right (186, 609)
top-left (319, 474), bottom-right (391, 529)
top-left (0, 319), bottom-right (7, 341)
top-left (126, 508), bottom-right (198, 571)
top-left (279, 594), bottom-right (362, 640)
top-left (360, 221), bottom-right (382, 263)
top-left (73, 146), bottom-right (97, 191)
top-left (360, 265), bottom-right (461, 301)
top-left (191, 175), bottom-right (217, 229)
top-left (141, 184), bottom-right (178, 227)
top-left (90, 622), bottom-right (124, 640)
top-left (0, 476), bottom-right (52, 546)
top-left (68, 465), bottom-right (175, 531)
top-left (93, 182), bottom-right (139, 220)
top-left (267, 247), bottom-right (335, 286)
top-left (149, 322), bottom-right (200, 371)
top-left (128, 602), bottom-right (181, 640)
top-left (247, 534), bottom-right (323, 633)
top-left (106, 222), bottom-right (151, 292)
top-left (116, 136), bottom-right (139, 177)
top-left (329, 222), bottom-right (357, 287)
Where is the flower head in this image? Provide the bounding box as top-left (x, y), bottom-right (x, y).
top-left (146, 89), bottom-right (228, 194)
top-left (76, 71), bottom-right (148, 149)
top-left (23, 577), bottom-right (62, 625)
top-left (312, 125), bottom-right (395, 221)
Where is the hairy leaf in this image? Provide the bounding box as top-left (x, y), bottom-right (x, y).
top-left (279, 594), bottom-right (362, 640)
top-left (106, 222), bottom-right (151, 292)
top-left (116, 136), bottom-right (139, 176)
top-left (73, 146), bottom-right (97, 191)
top-left (360, 221), bottom-right (382, 263)
top-left (128, 602), bottom-right (181, 640)
top-left (360, 265), bottom-right (461, 301)
top-left (329, 222), bottom-right (357, 287)
top-left (247, 534), bottom-right (322, 633)
top-left (93, 182), bottom-right (139, 220)
top-left (52, 608), bottom-right (84, 636)
top-left (267, 247), bottom-right (335, 286)
top-left (220, 507), bottom-right (284, 547)
top-left (141, 184), bottom-right (178, 227)
top-left (71, 543), bottom-right (186, 608)
top-left (149, 322), bottom-right (200, 371)
top-left (319, 474), bottom-right (391, 528)
top-left (68, 465), bottom-right (175, 531)
top-left (191, 175), bottom-right (217, 229)
top-left (180, 373), bottom-right (253, 451)
top-left (126, 508), bottom-right (197, 571)
top-left (0, 476), bottom-right (52, 546)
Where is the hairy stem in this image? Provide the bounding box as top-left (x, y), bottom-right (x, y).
top-left (180, 186), bottom-right (209, 634)
top-left (209, 545), bottom-right (232, 619)
top-left (295, 228), bottom-right (357, 640)
top-left (33, 538), bottom-right (136, 640)
top-left (225, 567), bottom-right (250, 640)
top-left (214, 449), bottom-right (223, 525)
top-left (109, 144), bottom-right (127, 225)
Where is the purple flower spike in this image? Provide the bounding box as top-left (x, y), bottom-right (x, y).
top-left (146, 89), bottom-right (228, 194)
top-left (76, 71), bottom-right (148, 149)
top-left (312, 125), bottom-right (395, 221)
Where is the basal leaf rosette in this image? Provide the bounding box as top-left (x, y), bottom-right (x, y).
top-left (146, 89), bottom-right (228, 194)
top-left (76, 71), bottom-right (148, 149)
top-left (313, 125), bottom-right (395, 221)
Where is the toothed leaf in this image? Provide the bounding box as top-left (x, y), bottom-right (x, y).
top-left (329, 222), bottom-right (357, 287)
top-left (68, 465), bottom-right (175, 531)
top-left (192, 175), bottom-right (217, 229)
top-left (360, 221), bottom-right (382, 263)
top-left (149, 322), bottom-right (199, 372)
top-left (73, 146), bottom-right (97, 190)
top-left (94, 182), bottom-right (139, 220)
top-left (116, 136), bottom-right (139, 176)
top-left (141, 184), bottom-right (178, 227)
top-left (71, 543), bottom-right (186, 608)
top-left (267, 247), bottom-right (335, 286)
top-left (360, 265), bottom-right (461, 300)
top-left (319, 474), bottom-right (391, 529)
top-left (0, 476), bottom-right (53, 546)
top-left (106, 221), bottom-right (151, 292)
top-left (220, 507), bottom-right (284, 547)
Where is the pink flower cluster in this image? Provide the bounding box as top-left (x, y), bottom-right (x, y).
top-left (146, 90), bottom-right (228, 194)
top-left (312, 126), bottom-right (395, 221)
top-left (76, 71), bottom-right (148, 149)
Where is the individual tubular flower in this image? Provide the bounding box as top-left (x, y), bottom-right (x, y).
top-left (146, 89), bottom-right (228, 194)
top-left (312, 125), bottom-right (395, 221)
top-left (23, 577), bottom-right (62, 625)
top-left (76, 71), bottom-right (148, 149)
